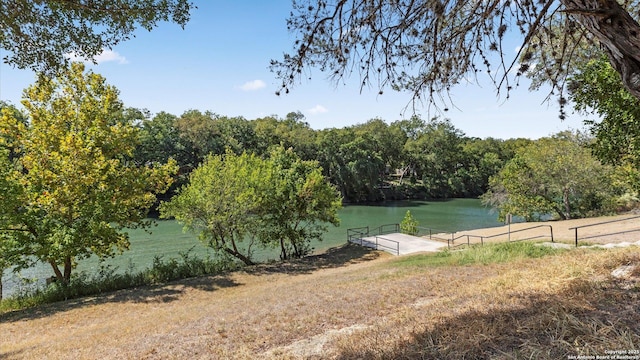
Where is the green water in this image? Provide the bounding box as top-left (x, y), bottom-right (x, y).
top-left (2, 199), bottom-right (502, 297)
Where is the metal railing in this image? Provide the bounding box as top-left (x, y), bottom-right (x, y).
top-left (416, 226), bottom-right (455, 243)
top-left (347, 226), bottom-right (369, 243)
top-left (348, 222), bottom-right (555, 253)
top-left (346, 224), bottom-right (400, 255)
top-left (372, 235), bottom-right (400, 255)
top-left (374, 223), bottom-right (400, 235)
top-left (568, 215), bottom-right (640, 247)
top-left (430, 224), bottom-right (554, 249)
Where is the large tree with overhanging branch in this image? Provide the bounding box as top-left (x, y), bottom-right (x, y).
top-left (271, 0), bottom-right (640, 106)
top-left (1, 0), bottom-right (193, 74)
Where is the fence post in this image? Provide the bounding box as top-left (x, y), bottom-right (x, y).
top-left (574, 228), bottom-right (578, 247)
top-left (550, 225), bottom-right (554, 243)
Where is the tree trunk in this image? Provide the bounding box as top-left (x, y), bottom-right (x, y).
top-left (280, 238), bottom-right (288, 260)
top-left (562, 189), bottom-right (571, 219)
top-left (222, 247), bottom-right (254, 266)
top-left (562, 0), bottom-right (640, 99)
top-left (49, 259), bottom-right (65, 283)
top-left (63, 256), bottom-right (72, 283)
top-left (291, 240), bottom-right (301, 258)
top-left (563, 188), bottom-right (572, 220)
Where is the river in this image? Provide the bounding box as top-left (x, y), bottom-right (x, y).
top-left (1, 198), bottom-right (503, 298)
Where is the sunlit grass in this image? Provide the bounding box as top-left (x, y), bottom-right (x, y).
top-left (391, 241), bottom-right (565, 268)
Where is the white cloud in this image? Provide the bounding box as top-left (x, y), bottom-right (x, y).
top-left (308, 105), bottom-right (328, 115)
top-left (94, 49), bottom-right (128, 64)
top-left (64, 49), bottom-right (128, 64)
top-left (239, 79), bottom-right (266, 91)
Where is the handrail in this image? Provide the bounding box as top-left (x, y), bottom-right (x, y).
top-left (374, 223), bottom-right (400, 235)
top-left (345, 228), bottom-right (400, 255)
top-left (416, 226), bottom-right (456, 244)
top-left (568, 215), bottom-right (640, 247)
top-left (347, 222), bottom-right (555, 253)
top-left (374, 235), bottom-right (401, 255)
top-left (446, 225), bottom-right (553, 249)
top-left (477, 224), bottom-right (554, 242)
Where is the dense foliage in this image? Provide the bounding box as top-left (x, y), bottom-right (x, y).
top-left (482, 135), bottom-right (618, 221)
top-left (160, 147), bottom-right (342, 264)
top-left (134, 113), bottom-right (523, 203)
top-left (0, 63), bottom-right (176, 283)
top-left (568, 56), bottom-right (640, 195)
top-left (1, 0), bottom-right (192, 74)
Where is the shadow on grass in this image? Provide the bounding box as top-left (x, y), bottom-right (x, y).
top-left (0, 244), bottom-right (379, 323)
top-left (0, 274), bottom-right (241, 324)
top-left (243, 243), bottom-right (383, 276)
top-left (333, 276), bottom-right (640, 359)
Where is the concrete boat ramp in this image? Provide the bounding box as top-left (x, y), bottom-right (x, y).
top-left (349, 232), bottom-right (448, 255)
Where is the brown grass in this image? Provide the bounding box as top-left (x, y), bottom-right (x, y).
top-left (1, 231), bottom-right (639, 359)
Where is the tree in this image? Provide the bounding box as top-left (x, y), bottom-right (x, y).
top-left (160, 151), bottom-right (268, 265)
top-left (482, 135), bottom-right (616, 221)
top-left (1, 0), bottom-right (192, 74)
top-left (215, 116), bottom-right (258, 155)
top-left (258, 147), bottom-right (342, 260)
top-left (568, 56), bottom-right (640, 171)
top-left (0, 149), bottom-right (23, 300)
top-left (404, 118), bottom-right (465, 198)
top-left (457, 138), bottom-right (508, 197)
top-left (400, 210), bottom-right (418, 236)
top-left (175, 110), bottom-right (225, 169)
top-left (252, 112), bottom-right (318, 160)
top-left (272, 0), bottom-right (640, 106)
top-left (135, 111), bottom-right (187, 167)
top-left (161, 147), bottom-right (342, 263)
top-left (0, 63), bottom-right (177, 283)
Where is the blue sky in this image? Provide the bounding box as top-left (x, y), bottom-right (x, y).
top-left (0, 1), bottom-right (588, 139)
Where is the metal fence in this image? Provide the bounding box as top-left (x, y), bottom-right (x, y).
top-left (568, 215), bottom-right (640, 247)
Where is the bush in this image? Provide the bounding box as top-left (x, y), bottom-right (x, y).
top-left (400, 210), bottom-right (418, 235)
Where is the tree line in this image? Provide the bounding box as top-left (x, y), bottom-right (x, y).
top-left (131, 107), bottom-right (531, 203)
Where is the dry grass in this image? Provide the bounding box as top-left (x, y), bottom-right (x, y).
top-left (1, 240), bottom-right (639, 359)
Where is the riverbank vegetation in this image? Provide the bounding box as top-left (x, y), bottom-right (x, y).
top-left (0, 248), bottom-right (239, 314)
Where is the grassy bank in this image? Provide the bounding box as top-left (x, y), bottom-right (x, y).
top-left (1, 242), bottom-right (639, 359)
top-left (0, 250), bottom-right (241, 313)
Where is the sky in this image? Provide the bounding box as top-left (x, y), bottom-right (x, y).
top-left (0, 1), bottom-right (590, 140)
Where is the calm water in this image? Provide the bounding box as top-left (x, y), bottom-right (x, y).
top-left (2, 199), bottom-right (502, 298)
